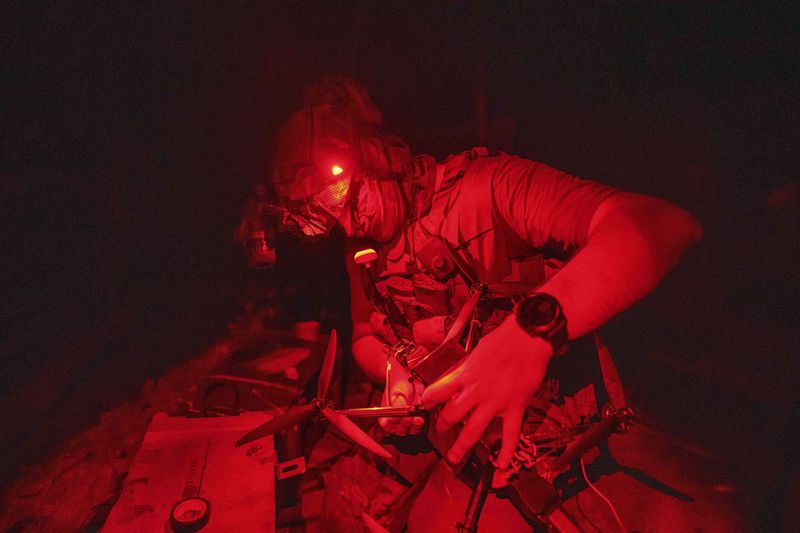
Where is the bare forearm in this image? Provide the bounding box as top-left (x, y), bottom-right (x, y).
top-left (421, 191), bottom-right (702, 468)
top-left (540, 193), bottom-right (702, 339)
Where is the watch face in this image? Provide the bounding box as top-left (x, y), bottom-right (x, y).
top-left (516, 293), bottom-right (568, 354)
top-left (520, 294), bottom-right (558, 327)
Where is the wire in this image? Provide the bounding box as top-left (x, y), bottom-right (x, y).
top-left (580, 457), bottom-right (627, 533)
top-left (383, 360), bottom-right (392, 406)
top-left (455, 226), bottom-right (494, 251)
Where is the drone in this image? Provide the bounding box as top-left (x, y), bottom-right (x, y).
top-left (235, 325), bottom-right (636, 533)
top-left (235, 248), bottom-right (482, 456)
top-left (235, 329), bottom-right (396, 458)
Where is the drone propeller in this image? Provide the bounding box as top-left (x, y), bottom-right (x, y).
top-left (235, 329), bottom-right (391, 459)
top-left (235, 332), bottom-right (337, 448)
top-left (235, 403), bottom-right (314, 447)
top-left (321, 407), bottom-right (391, 458)
top-left (317, 329), bottom-right (336, 400)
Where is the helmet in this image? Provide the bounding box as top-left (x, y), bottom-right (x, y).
top-left (271, 76), bottom-right (410, 240)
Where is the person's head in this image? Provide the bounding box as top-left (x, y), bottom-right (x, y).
top-left (271, 76), bottom-right (411, 242)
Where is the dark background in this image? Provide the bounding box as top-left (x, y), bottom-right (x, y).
top-left (2, 1), bottom-right (799, 521)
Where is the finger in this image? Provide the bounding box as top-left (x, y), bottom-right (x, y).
top-left (495, 406), bottom-right (524, 470)
top-left (378, 416), bottom-right (399, 431)
top-left (395, 416), bottom-right (412, 436)
top-left (389, 380), bottom-right (415, 404)
top-left (446, 406), bottom-right (495, 464)
top-left (380, 389), bottom-right (408, 431)
top-left (409, 416), bottom-right (425, 435)
top-left (436, 391), bottom-right (477, 433)
top-left (420, 365), bottom-right (465, 408)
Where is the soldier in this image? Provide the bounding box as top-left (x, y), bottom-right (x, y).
top-left (265, 76), bottom-right (721, 532)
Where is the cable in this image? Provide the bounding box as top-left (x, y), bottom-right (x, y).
top-left (383, 360), bottom-right (392, 406)
top-left (580, 457), bottom-right (627, 533)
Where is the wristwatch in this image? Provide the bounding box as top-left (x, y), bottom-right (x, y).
top-left (515, 293), bottom-right (569, 355)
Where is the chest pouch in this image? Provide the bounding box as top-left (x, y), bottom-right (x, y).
top-left (416, 234), bottom-right (478, 286)
top-left (377, 277), bottom-right (413, 330)
top-left (508, 255), bottom-right (545, 285)
top-left (412, 273), bottom-right (451, 317)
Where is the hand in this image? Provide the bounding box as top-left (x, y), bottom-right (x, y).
top-left (378, 359), bottom-right (425, 436)
top-left (421, 315), bottom-right (553, 468)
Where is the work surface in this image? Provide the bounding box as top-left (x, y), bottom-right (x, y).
top-left (102, 412), bottom-right (276, 533)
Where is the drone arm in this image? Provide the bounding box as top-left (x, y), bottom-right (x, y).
top-left (338, 405), bottom-right (427, 419)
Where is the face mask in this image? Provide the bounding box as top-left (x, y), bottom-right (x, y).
top-left (281, 172), bottom-right (352, 237)
top-left (348, 177), bottom-right (407, 242)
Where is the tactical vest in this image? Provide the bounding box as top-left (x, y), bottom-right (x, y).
top-left (358, 148), bottom-right (619, 417)
top-left (367, 147), bottom-right (564, 351)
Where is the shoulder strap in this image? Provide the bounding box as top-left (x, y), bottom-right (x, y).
top-left (417, 147), bottom-right (496, 224)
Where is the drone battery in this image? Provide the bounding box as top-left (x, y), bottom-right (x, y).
top-left (409, 337), bottom-right (467, 386)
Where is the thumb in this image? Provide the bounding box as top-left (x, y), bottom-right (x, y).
top-left (386, 382), bottom-right (412, 406)
top-left (380, 377), bottom-right (412, 430)
top-left (379, 391), bottom-right (408, 430)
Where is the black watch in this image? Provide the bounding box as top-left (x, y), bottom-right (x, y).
top-left (515, 293), bottom-right (569, 355)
